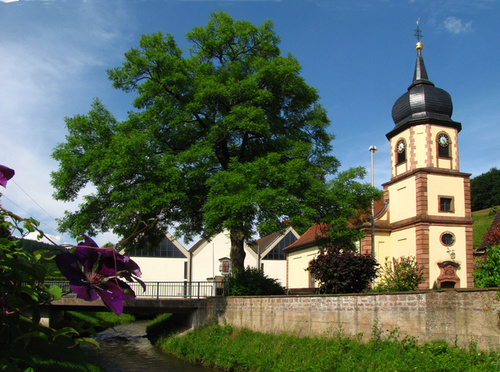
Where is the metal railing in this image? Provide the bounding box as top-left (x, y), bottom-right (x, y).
top-left (45, 280), bottom-right (226, 299)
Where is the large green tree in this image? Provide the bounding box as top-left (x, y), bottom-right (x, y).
top-left (470, 168), bottom-right (500, 211)
top-left (51, 12), bottom-right (377, 272)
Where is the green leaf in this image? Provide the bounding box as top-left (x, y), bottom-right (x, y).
top-left (52, 327), bottom-right (80, 338)
top-left (47, 284), bottom-right (63, 300)
top-left (75, 337), bottom-right (100, 350)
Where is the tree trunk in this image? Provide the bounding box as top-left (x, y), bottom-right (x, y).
top-left (229, 229), bottom-right (246, 274)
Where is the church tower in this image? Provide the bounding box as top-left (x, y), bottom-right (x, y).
top-left (370, 26), bottom-right (474, 288)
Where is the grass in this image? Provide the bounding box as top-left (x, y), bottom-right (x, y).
top-left (156, 324), bottom-right (500, 371)
top-left (472, 206), bottom-right (499, 248)
top-left (146, 312), bottom-right (172, 333)
top-left (65, 311), bottom-right (135, 328)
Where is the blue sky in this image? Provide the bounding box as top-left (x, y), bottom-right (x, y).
top-left (1, 0), bottom-right (499, 246)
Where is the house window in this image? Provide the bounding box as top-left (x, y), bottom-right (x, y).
top-left (184, 261), bottom-right (188, 280)
top-left (440, 232), bottom-right (455, 246)
top-left (396, 139), bottom-right (406, 164)
top-left (439, 196), bottom-right (454, 213)
top-left (309, 274), bottom-right (315, 288)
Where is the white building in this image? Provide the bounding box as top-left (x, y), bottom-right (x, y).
top-left (130, 227), bottom-right (299, 286)
top-left (128, 232), bottom-right (189, 282)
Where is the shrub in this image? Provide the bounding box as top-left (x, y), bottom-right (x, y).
top-left (474, 244), bottom-right (500, 287)
top-left (373, 256), bottom-right (424, 292)
top-left (483, 221), bottom-right (500, 247)
top-left (228, 266), bottom-right (284, 296)
top-left (307, 245), bottom-right (378, 294)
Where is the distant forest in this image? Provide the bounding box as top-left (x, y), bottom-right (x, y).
top-left (471, 168), bottom-right (500, 211)
top-left (17, 238), bottom-right (67, 256)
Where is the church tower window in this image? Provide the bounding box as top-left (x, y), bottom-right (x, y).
top-left (437, 133), bottom-right (451, 158)
top-left (396, 139), bottom-right (406, 164)
top-left (440, 232), bottom-right (455, 246)
top-left (439, 196), bottom-right (454, 212)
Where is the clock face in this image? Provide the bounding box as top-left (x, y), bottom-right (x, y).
top-left (438, 133), bottom-right (450, 147)
top-left (397, 140), bottom-right (405, 154)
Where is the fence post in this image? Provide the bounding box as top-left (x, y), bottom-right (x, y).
top-left (156, 282), bottom-right (160, 300)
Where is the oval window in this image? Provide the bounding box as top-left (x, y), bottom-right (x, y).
top-left (441, 232), bottom-right (455, 246)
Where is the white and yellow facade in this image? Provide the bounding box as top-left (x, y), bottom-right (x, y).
top-left (360, 40), bottom-right (474, 288)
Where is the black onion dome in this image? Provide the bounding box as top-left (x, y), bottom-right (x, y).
top-left (390, 42), bottom-right (457, 133)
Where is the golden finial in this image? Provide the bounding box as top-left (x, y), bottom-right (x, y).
top-left (414, 18), bottom-right (423, 50)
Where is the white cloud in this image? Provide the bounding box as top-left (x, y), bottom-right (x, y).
top-left (0, 0), bottom-right (19, 3)
top-left (443, 16), bottom-right (472, 34)
top-left (0, 2), bottom-right (134, 249)
top-left (25, 231), bottom-right (62, 245)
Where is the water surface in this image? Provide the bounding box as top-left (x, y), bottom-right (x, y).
top-left (82, 320), bottom-right (213, 372)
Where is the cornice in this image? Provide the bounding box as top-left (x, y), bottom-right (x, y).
top-left (382, 167), bottom-right (471, 188)
top-left (386, 117), bottom-right (462, 140)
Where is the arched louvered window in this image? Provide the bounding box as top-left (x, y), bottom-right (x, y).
top-left (396, 139), bottom-right (406, 165)
top-left (437, 132), bottom-right (451, 158)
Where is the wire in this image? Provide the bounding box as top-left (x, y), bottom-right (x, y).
top-left (12, 180), bottom-right (56, 220)
top-left (2, 184), bottom-right (72, 243)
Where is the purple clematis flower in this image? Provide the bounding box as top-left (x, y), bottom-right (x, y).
top-left (0, 165), bottom-right (15, 188)
top-left (55, 235), bottom-right (145, 315)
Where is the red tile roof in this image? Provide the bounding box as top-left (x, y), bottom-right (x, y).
top-left (283, 197), bottom-right (388, 253)
top-left (189, 238), bottom-right (206, 252)
top-left (249, 230), bottom-right (286, 254)
top-left (283, 223), bottom-right (329, 253)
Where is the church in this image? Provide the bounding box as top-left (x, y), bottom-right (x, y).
top-left (286, 31), bottom-right (474, 290)
top-left (358, 33), bottom-right (474, 289)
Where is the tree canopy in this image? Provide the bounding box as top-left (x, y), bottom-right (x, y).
top-left (51, 12), bottom-right (378, 271)
top-left (470, 168), bottom-right (500, 211)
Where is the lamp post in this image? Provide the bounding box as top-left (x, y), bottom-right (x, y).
top-left (369, 146), bottom-right (378, 259)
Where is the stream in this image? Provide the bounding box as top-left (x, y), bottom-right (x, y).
top-left (81, 320), bottom-right (213, 372)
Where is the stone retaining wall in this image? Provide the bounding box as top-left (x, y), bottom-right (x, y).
top-left (204, 288), bottom-right (500, 350)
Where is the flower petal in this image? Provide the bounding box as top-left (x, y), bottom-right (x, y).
top-left (55, 252), bottom-right (86, 282)
top-left (74, 246), bottom-right (101, 272)
top-left (122, 255), bottom-right (142, 277)
top-left (98, 289), bottom-right (124, 315)
top-left (79, 234), bottom-right (99, 248)
top-left (99, 249), bottom-right (122, 277)
top-left (98, 279), bottom-right (137, 315)
top-left (70, 284), bottom-right (99, 302)
top-left (0, 165), bottom-right (15, 188)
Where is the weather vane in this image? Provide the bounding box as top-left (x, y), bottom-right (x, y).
top-left (414, 18), bottom-right (423, 42)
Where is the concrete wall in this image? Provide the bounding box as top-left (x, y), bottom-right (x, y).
top-left (204, 289), bottom-right (500, 350)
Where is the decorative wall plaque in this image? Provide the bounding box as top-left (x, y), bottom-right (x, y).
top-left (436, 261), bottom-right (460, 288)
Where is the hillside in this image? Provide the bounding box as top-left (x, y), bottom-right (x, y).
top-left (472, 206), bottom-right (499, 248)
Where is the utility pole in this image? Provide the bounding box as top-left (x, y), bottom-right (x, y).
top-left (369, 146), bottom-right (378, 259)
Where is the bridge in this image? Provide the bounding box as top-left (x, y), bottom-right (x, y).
top-left (42, 281), bottom-right (226, 327)
top-left (45, 280), bottom-right (226, 300)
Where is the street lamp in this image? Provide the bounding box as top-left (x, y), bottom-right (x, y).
top-left (369, 146), bottom-right (378, 259)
